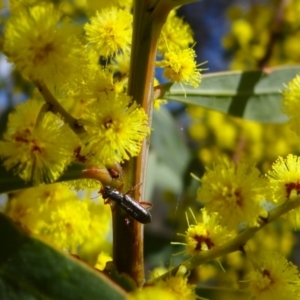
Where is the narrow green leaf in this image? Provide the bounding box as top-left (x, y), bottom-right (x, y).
top-left (164, 65), bottom-right (300, 123)
top-left (151, 108), bottom-right (190, 174)
top-left (0, 213), bottom-right (127, 300)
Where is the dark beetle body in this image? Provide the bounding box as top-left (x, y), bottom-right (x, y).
top-left (101, 186), bottom-right (152, 224)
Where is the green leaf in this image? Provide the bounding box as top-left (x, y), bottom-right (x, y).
top-left (164, 65), bottom-right (300, 123)
top-left (0, 163), bottom-right (87, 194)
top-left (151, 108), bottom-right (190, 175)
top-left (0, 213), bottom-right (127, 300)
top-left (147, 108), bottom-right (190, 199)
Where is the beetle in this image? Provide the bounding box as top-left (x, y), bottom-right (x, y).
top-left (100, 185), bottom-right (152, 224)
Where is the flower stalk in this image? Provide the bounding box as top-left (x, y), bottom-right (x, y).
top-left (33, 80), bottom-right (86, 135)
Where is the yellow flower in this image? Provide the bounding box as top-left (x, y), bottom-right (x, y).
top-left (9, 0), bottom-right (42, 11)
top-left (78, 196), bottom-right (112, 263)
top-left (43, 197), bottom-right (90, 251)
top-left (111, 52), bottom-right (131, 80)
top-left (128, 286), bottom-right (178, 300)
top-left (157, 48), bottom-right (202, 87)
top-left (84, 7), bottom-right (132, 58)
top-left (86, 0), bottom-right (132, 12)
top-left (3, 3), bottom-right (84, 87)
top-left (162, 274), bottom-right (196, 300)
top-left (248, 251), bottom-right (300, 300)
top-left (284, 0), bottom-right (300, 28)
top-left (79, 91), bottom-right (149, 164)
top-left (66, 65), bottom-right (125, 112)
top-left (0, 98), bottom-right (79, 184)
top-left (181, 209), bottom-right (231, 255)
top-left (85, 67), bottom-right (124, 100)
top-left (143, 267), bottom-right (196, 300)
top-left (267, 154), bottom-right (300, 203)
top-left (282, 74), bottom-right (300, 136)
top-left (198, 158), bottom-right (267, 229)
top-left (266, 154), bottom-right (300, 227)
top-left (231, 19), bottom-right (253, 47)
top-left (149, 267), bottom-right (168, 280)
top-left (6, 184), bottom-right (90, 251)
top-left (158, 10), bottom-right (194, 54)
top-left (94, 252), bottom-right (112, 271)
top-left (153, 78), bottom-right (167, 110)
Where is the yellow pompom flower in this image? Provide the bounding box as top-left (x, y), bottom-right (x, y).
top-left (282, 74), bottom-right (300, 136)
top-left (3, 3), bottom-right (84, 86)
top-left (128, 286), bottom-right (178, 300)
top-left (157, 48), bottom-right (202, 88)
top-left (94, 252), bottom-right (112, 271)
top-left (284, 0), bottom-right (300, 28)
top-left (66, 65), bottom-right (125, 114)
top-left (161, 273), bottom-right (196, 300)
top-left (266, 154), bottom-right (300, 226)
top-left (43, 197), bottom-right (90, 251)
top-left (6, 184), bottom-right (90, 251)
top-left (247, 251), bottom-right (300, 300)
top-left (158, 10), bottom-right (194, 54)
top-left (0, 98), bottom-right (79, 184)
top-left (79, 91), bottom-right (149, 164)
top-left (111, 52), bottom-right (131, 78)
top-left (86, 67), bottom-right (124, 100)
top-left (231, 19), bottom-right (253, 47)
top-left (198, 158), bottom-right (267, 229)
top-left (266, 154), bottom-right (300, 203)
top-left (84, 7), bottom-right (132, 58)
top-left (182, 210), bottom-right (231, 255)
top-left (78, 196), bottom-right (112, 263)
top-left (9, 0), bottom-right (40, 11)
top-left (129, 266), bottom-right (196, 300)
top-left (86, 0), bottom-right (132, 12)
top-left (153, 78), bottom-right (167, 110)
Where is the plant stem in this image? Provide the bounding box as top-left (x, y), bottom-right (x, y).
top-left (112, 0), bottom-right (174, 287)
top-left (147, 196), bottom-right (300, 284)
top-left (257, 0), bottom-right (287, 68)
top-left (112, 0), bottom-right (198, 286)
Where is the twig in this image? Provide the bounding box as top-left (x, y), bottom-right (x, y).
top-left (257, 0), bottom-right (289, 68)
top-left (33, 80), bottom-right (86, 135)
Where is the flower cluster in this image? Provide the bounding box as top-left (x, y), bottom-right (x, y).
top-left (247, 251), bottom-right (300, 300)
top-left (187, 105), bottom-right (300, 171)
top-left (5, 184), bottom-right (111, 253)
top-left (1, 2), bottom-right (200, 186)
top-left (198, 157), bottom-right (267, 229)
top-left (223, 2), bottom-right (300, 69)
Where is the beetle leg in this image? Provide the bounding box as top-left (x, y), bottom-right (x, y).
top-left (124, 182), bottom-right (143, 195)
top-left (104, 198), bottom-right (111, 205)
top-left (140, 201), bottom-right (152, 210)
